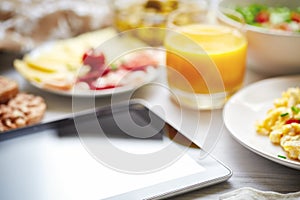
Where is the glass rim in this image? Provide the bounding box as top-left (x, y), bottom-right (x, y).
top-left (167, 6), bottom-right (246, 31)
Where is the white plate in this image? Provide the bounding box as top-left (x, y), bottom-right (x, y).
top-left (16, 30), bottom-right (164, 97)
top-left (223, 75), bottom-right (300, 170)
top-left (29, 67), bottom-right (161, 97)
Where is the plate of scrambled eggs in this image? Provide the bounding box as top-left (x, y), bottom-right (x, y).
top-left (223, 75), bottom-right (300, 170)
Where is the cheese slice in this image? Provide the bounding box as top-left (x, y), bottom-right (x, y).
top-left (14, 60), bottom-right (73, 82)
top-left (21, 27), bottom-right (118, 73)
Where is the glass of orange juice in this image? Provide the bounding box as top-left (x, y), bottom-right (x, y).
top-left (164, 6), bottom-right (247, 109)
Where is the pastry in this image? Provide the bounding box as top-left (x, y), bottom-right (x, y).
top-left (0, 76), bottom-right (19, 104)
top-left (0, 93), bottom-right (46, 132)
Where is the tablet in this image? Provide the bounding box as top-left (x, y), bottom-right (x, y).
top-left (0, 100), bottom-right (231, 200)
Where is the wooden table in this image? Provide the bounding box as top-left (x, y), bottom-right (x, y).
top-left (1, 52), bottom-right (300, 200)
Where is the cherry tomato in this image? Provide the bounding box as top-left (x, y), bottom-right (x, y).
top-left (285, 118), bottom-right (300, 124)
top-left (291, 12), bottom-right (300, 23)
top-left (255, 11), bottom-right (270, 23)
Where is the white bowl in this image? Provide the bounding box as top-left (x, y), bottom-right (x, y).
top-left (218, 0), bottom-right (300, 76)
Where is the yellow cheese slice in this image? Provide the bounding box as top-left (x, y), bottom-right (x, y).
top-left (14, 59), bottom-right (73, 83)
top-left (20, 27), bottom-right (118, 74)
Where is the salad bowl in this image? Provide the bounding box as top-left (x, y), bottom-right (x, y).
top-left (218, 0), bottom-right (300, 76)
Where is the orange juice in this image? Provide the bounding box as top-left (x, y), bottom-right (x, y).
top-left (165, 24), bottom-right (247, 95)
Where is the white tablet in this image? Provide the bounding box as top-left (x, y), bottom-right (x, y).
top-left (0, 100), bottom-right (231, 200)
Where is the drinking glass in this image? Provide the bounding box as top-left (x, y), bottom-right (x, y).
top-left (164, 6), bottom-right (247, 109)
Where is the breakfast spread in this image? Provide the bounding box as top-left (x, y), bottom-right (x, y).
top-left (0, 1), bottom-right (299, 198)
top-left (233, 4), bottom-right (300, 33)
top-left (0, 76), bottom-right (46, 132)
top-left (14, 28), bottom-right (160, 94)
top-left (256, 87), bottom-right (300, 161)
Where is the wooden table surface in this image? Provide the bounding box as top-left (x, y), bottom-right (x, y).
top-left (1, 52), bottom-right (300, 200)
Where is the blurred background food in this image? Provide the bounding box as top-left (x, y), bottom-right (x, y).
top-left (2, 0), bottom-right (299, 77)
top-left (112, 0), bottom-right (207, 46)
top-left (0, 0), bottom-right (211, 51)
top-left (113, 0), bottom-right (179, 32)
top-left (0, 0), bottom-right (112, 52)
top-left (233, 4), bottom-right (300, 33)
top-left (0, 0), bottom-right (206, 51)
top-left (218, 0), bottom-right (300, 76)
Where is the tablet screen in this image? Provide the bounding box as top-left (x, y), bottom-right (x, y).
top-left (0, 102), bottom-right (211, 200)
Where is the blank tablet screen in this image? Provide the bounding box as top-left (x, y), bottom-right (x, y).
top-left (0, 102), bottom-right (208, 200)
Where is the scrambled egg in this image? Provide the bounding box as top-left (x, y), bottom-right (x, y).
top-left (256, 87), bottom-right (300, 161)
